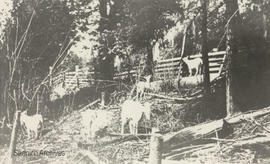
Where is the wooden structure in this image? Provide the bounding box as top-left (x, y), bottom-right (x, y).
top-left (48, 47), bottom-right (252, 93)
top-left (49, 50), bottom-right (227, 91)
top-left (50, 67), bottom-right (95, 89)
top-left (114, 50), bottom-right (227, 81)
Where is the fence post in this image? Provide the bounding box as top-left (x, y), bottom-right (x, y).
top-left (49, 66), bottom-right (53, 86)
top-left (149, 128), bottom-right (163, 164)
top-left (62, 71), bottom-right (66, 88)
top-left (75, 65), bottom-right (80, 88)
top-left (100, 91), bottom-right (106, 107)
top-left (8, 111), bottom-right (21, 163)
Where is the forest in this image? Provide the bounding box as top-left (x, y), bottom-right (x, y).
top-left (0, 0), bottom-right (270, 163)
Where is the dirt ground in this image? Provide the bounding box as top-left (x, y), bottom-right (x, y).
top-left (1, 95), bottom-right (270, 164)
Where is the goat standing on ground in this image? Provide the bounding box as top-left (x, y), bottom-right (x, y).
top-left (81, 110), bottom-right (97, 139)
top-left (182, 56), bottom-right (203, 76)
top-left (20, 110), bottom-right (43, 140)
top-left (50, 85), bottom-right (67, 101)
top-left (121, 100), bottom-right (152, 134)
top-left (81, 110), bottom-right (112, 139)
top-left (136, 75), bottom-right (151, 100)
top-left (136, 75), bottom-right (163, 100)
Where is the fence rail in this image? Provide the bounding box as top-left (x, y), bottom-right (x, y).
top-left (50, 50), bottom-right (230, 89)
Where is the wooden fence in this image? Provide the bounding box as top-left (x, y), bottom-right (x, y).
top-left (49, 50), bottom-right (230, 89)
top-left (50, 66), bottom-right (95, 89)
top-left (114, 50), bottom-right (227, 81)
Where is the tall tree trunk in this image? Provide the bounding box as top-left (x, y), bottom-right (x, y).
top-left (144, 43), bottom-right (154, 76)
top-left (99, 0), bottom-right (108, 32)
top-left (98, 0), bottom-right (114, 81)
top-left (224, 0), bottom-right (239, 117)
top-left (201, 0), bottom-right (210, 96)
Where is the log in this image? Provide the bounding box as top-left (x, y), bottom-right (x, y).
top-left (162, 106), bottom-right (270, 152)
top-left (231, 136), bottom-right (270, 147)
top-left (178, 75), bottom-right (204, 87)
top-left (226, 106), bottom-right (270, 124)
top-left (162, 119), bottom-right (224, 152)
top-left (145, 93), bottom-right (202, 102)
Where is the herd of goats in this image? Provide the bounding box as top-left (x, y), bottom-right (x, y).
top-left (19, 55), bottom-right (203, 140)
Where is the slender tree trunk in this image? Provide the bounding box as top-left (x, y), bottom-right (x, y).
top-left (4, 81), bottom-right (10, 124)
top-left (224, 0), bottom-right (239, 117)
top-left (262, 14), bottom-right (267, 40)
top-left (201, 0), bottom-right (211, 96)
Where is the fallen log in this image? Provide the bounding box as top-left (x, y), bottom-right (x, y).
top-left (178, 75), bottom-right (204, 87)
top-left (231, 135), bottom-right (270, 147)
top-left (203, 133), bottom-right (268, 143)
top-left (145, 92), bottom-right (203, 102)
top-left (162, 119), bottom-right (225, 152)
top-left (162, 106), bottom-right (270, 152)
top-left (226, 106), bottom-right (270, 124)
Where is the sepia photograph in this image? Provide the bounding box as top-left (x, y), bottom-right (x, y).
top-left (0, 0), bottom-right (270, 163)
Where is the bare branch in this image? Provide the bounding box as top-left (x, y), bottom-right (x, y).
top-left (9, 11), bottom-right (35, 86)
top-left (21, 83), bottom-right (31, 102)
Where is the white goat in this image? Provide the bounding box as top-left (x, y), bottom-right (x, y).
top-left (20, 110), bottom-right (43, 140)
top-left (149, 80), bottom-right (163, 92)
top-left (50, 85), bottom-right (67, 101)
top-left (182, 57), bottom-right (203, 76)
top-left (121, 100), bottom-right (152, 134)
top-left (136, 75), bottom-right (151, 100)
top-left (81, 110), bottom-right (112, 139)
top-left (81, 110), bottom-right (97, 139)
top-left (136, 75), bottom-right (163, 100)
